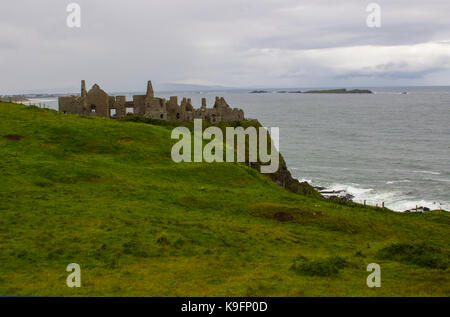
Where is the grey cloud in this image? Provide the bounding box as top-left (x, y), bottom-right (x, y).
top-left (1, 0), bottom-right (450, 94)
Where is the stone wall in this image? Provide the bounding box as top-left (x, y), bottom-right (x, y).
top-left (86, 84), bottom-right (109, 117)
top-left (59, 96), bottom-right (83, 114)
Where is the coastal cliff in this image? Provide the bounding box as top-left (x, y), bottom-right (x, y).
top-left (1, 101), bottom-right (448, 296)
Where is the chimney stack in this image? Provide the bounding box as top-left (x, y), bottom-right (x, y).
top-left (201, 98), bottom-right (207, 109)
top-left (146, 80), bottom-right (154, 98)
top-left (81, 80), bottom-right (87, 97)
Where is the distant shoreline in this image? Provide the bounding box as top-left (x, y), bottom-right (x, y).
top-left (0, 97), bottom-right (29, 103)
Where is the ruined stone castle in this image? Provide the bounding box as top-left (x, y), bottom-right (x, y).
top-left (59, 80), bottom-right (244, 123)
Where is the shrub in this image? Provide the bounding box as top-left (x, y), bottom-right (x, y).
top-left (122, 240), bottom-right (149, 258)
top-left (378, 242), bottom-right (448, 269)
top-left (290, 255), bottom-right (349, 276)
top-left (156, 232), bottom-right (170, 245)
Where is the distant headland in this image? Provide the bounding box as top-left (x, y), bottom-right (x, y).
top-left (303, 88), bottom-right (373, 94)
top-left (249, 88), bottom-right (373, 94)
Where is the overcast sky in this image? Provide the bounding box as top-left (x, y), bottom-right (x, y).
top-left (1, 0), bottom-right (450, 94)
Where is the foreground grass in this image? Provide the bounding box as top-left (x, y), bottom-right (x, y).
top-left (0, 102), bottom-right (448, 296)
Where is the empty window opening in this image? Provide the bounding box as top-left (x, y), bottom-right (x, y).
top-left (160, 113), bottom-right (164, 119)
top-left (176, 113), bottom-right (180, 119)
top-left (110, 109), bottom-right (117, 117)
top-left (90, 105), bottom-right (96, 113)
top-left (126, 107), bottom-right (134, 115)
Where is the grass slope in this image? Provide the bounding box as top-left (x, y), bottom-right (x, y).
top-left (0, 102), bottom-right (448, 296)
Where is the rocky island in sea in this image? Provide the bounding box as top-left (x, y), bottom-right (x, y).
top-left (304, 88), bottom-right (373, 94)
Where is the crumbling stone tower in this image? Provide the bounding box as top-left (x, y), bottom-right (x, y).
top-left (146, 80), bottom-right (154, 98)
top-left (81, 80), bottom-right (87, 113)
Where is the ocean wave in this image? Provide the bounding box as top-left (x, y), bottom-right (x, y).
top-left (386, 180), bottom-right (411, 184)
top-left (299, 178), bottom-right (450, 212)
top-left (432, 179), bottom-right (450, 183)
top-left (413, 170), bottom-right (441, 175)
top-left (387, 200), bottom-right (449, 212)
top-left (327, 184), bottom-right (373, 196)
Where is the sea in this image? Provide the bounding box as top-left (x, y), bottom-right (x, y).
top-left (23, 86), bottom-right (450, 212)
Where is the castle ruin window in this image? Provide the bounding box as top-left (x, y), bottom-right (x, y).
top-left (160, 113), bottom-right (164, 119)
top-left (110, 109), bottom-right (117, 117)
top-left (90, 105), bottom-right (96, 113)
top-left (176, 113), bottom-right (180, 119)
top-left (126, 107), bottom-right (134, 115)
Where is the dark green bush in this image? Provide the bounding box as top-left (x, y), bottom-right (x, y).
top-left (290, 255), bottom-right (349, 276)
top-left (378, 242), bottom-right (448, 269)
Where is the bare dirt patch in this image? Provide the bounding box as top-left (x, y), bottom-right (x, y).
top-left (248, 202), bottom-right (321, 224)
top-left (117, 137), bottom-right (134, 144)
top-left (274, 212), bottom-right (294, 222)
top-left (3, 134), bottom-right (23, 141)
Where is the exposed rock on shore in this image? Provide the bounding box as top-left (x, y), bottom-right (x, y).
top-left (314, 187), bottom-right (354, 202)
top-left (249, 155), bottom-right (321, 198)
top-left (404, 206), bottom-right (431, 213)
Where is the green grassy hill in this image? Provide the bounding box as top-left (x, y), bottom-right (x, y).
top-left (0, 102), bottom-right (448, 296)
